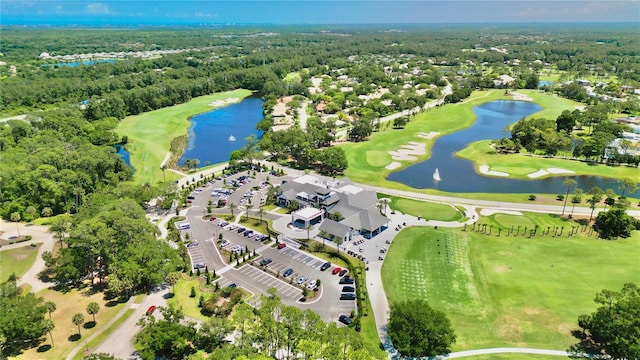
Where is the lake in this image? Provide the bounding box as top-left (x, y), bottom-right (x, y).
top-left (178, 96), bottom-right (264, 167)
top-left (387, 100), bottom-right (639, 196)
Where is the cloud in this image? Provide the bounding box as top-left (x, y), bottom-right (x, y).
top-left (85, 2), bottom-right (111, 14)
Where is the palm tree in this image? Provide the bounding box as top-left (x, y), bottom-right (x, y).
top-left (258, 208), bottom-right (266, 224)
top-left (45, 301), bottom-right (56, 319)
top-left (166, 272), bottom-right (180, 295)
top-left (569, 188), bottom-right (584, 218)
top-left (50, 216), bottom-right (70, 248)
top-left (561, 179), bottom-right (577, 216)
top-left (229, 203), bottom-right (237, 217)
top-left (86, 302), bottom-right (100, 323)
top-left (160, 165), bottom-right (167, 181)
top-left (43, 319), bottom-right (55, 347)
top-left (586, 187), bottom-right (603, 222)
top-left (319, 230), bottom-right (330, 249)
top-left (603, 188), bottom-right (616, 211)
top-left (72, 313), bottom-right (85, 336)
top-left (619, 177), bottom-right (638, 198)
top-left (10, 212), bottom-right (21, 237)
top-left (305, 224), bottom-right (314, 242)
top-left (245, 203), bottom-right (253, 221)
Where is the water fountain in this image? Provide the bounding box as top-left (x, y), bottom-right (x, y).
top-left (433, 168), bottom-right (441, 181)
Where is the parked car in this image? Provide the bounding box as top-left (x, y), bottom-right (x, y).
top-left (146, 305), bottom-right (157, 315)
top-left (259, 258), bottom-right (273, 266)
top-left (209, 216), bottom-right (217, 221)
top-left (277, 243), bottom-right (287, 249)
top-left (237, 227), bottom-right (246, 233)
top-left (338, 314), bottom-right (352, 325)
top-left (340, 293), bottom-right (356, 300)
top-left (306, 280), bottom-right (317, 289)
top-left (332, 267), bottom-right (342, 275)
top-left (338, 269), bottom-right (348, 277)
top-left (282, 268), bottom-right (294, 277)
top-left (339, 276), bottom-right (354, 284)
top-left (227, 283), bottom-right (237, 288)
top-left (220, 240), bottom-right (230, 247)
top-left (320, 262), bottom-right (331, 271)
top-left (193, 262), bottom-right (205, 269)
top-left (342, 286), bottom-right (355, 293)
top-left (186, 242), bottom-right (198, 248)
top-left (297, 275), bottom-right (307, 284)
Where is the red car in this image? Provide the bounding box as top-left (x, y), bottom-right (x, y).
top-left (332, 267), bottom-right (342, 275)
top-left (209, 216), bottom-right (217, 221)
top-left (146, 305), bottom-right (156, 315)
top-left (277, 243), bottom-right (287, 249)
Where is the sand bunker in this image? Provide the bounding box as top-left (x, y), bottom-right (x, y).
top-left (528, 168), bottom-right (575, 178)
top-left (509, 92), bottom-right (533, 101)
top-left (388, 141), bottom-right (426, 161)
top-left (479, 165), bottom-right (509, 177)
top-left (385, 161), bottom-right (402, 170)
top-left (209, 97), bottom-right (240, 107)
top-left (417, 131), bottom-right (440, 140)
top-left (480, 209), bottom-right (524, 216)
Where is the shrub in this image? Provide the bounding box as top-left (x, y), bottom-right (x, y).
top-left (528, 194), bottom-right (537, 201)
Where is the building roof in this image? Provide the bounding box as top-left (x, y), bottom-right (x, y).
top-left (342, 207), bottom-right (389, 232)
top-left (318, 219), bottom-right (350, 237)
top-left (293, 206), bottom-right (324, 220)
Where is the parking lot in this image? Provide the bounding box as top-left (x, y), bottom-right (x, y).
top-left (184, 171), bottom-right (357, 321)
top-left (186, 241), bottom-right (207, 269)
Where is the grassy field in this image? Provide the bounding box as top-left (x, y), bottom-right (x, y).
top-left (379, 194), bottom-right (463, 222)
top-left (0, 244), bottom-right (40, 282)
top-left (461, 355), bottom-right (571, 360)
top-left (116, 89), bottom-right (252, 185)
top-left (166, 278), bottom-right (209, 322)
top-left (381, 212), bottom-right (640, 351)
top-left (17, 286), bottom-right (126, 359)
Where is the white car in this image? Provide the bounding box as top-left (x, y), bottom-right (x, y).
top-left (297, 276), bottom-right (307, 285)
top-left (306, 280), bottom-right (317, 289)
top-left (220, 240), bottom-right (230, 247)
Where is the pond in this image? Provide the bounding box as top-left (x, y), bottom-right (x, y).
top-left (178, 96), bottom-right (264, 167)
top-left (387, 100), bottom-right (639, 197)
top-left (114, 144), bottom-right (133, 169)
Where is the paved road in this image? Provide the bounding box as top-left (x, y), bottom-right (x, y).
top-left (85, 284), bottom-right (170, 360)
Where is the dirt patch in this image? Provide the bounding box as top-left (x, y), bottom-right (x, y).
top-left (522, 307), bottom-right (544, 315)
top-left (493, 265), bottom-right (510, 273)
top-left (557, 322), bottom-right (575, 335)
top-left (495, 315), bottom-right (523, 342)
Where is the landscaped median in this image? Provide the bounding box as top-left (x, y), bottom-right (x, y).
top-left (116, 89), bottom-right (252, 185)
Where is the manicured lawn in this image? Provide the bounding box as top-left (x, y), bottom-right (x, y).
top-left (381, 213), bottom-right (640, 351)
top-left (462, 355), bottom-right (570, 360)
top-left (0, 243), bottom-right (41, 282)
top-left (167, 278), bottom-right (209, 322)
top-left (116, 89), bottom-right (252, 185)
top-left (19, 286), bottom-right (126, 359)
top-left (380, 194), bottom-right (463, 222)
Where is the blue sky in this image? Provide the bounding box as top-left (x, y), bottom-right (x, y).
top-left (2, 1), bottom-right (639, 25)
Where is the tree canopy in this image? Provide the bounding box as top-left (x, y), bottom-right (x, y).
top-left (593, 208), bottom-right (640, 239)
top-left (387, 299), bottom-right (456, 357)
top-left (570, 283), bottom-right (640, 359)
top-left (0, 278), bottom-right (49, 357)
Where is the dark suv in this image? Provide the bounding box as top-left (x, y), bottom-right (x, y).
top-left (340, 293), bottom-right (356, 300)
top-left (338, 314), bottom-right (352, 325)
top-left (320, 262), bottom-right (331, 271)
top-left (339, 276), bottom-right (354, 284)
top-left (259, 258), bottom-right (273, 266)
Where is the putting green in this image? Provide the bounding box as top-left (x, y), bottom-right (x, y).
top-left (382, 213), bottom-right (640, 350)
top-left (366, 150), bottom-right (391, 167)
